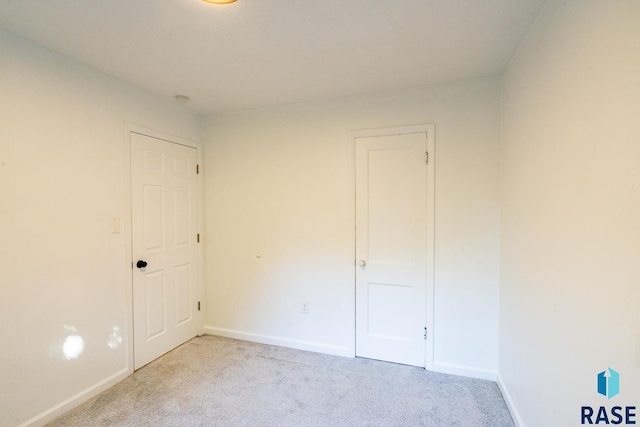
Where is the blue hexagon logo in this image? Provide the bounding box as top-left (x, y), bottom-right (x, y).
top-left (597, 367), bottom-right (620, 399)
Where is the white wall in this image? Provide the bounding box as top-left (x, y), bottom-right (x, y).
top-left (499, 1), bottom-right (640, 425)
top-left (203, 77), bottom-right (502, 378)
top-left (0, 30), bottom-right (202, 427)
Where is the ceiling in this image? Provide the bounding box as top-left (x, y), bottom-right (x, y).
top-left (0, 0), bottom-right (547, 115)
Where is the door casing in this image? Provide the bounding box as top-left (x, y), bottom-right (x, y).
top-left (123, 123), bottom-right (205, 373)
top-left (349, 124), bottom-right (435, 370)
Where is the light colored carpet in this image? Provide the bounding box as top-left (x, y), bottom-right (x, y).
top-left (48, 336), bottom-right (514, 426)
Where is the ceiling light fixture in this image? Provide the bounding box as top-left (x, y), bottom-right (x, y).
top-left (202, 0), bottom-right (237, 4)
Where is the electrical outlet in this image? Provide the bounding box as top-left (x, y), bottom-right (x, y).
top-left (301, 302), bottom-right (309, 314)
top-left (110, 218), bottom-right (120, 234)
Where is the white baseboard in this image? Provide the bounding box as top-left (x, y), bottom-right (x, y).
top-left (18, 368), bottom-right (131, 427)
top-left (497, 372), bottom-right (525, 427)
top-left (203, 326), bottom-right (353, 358)
top-left (432, 361), bottom-right (497, 381)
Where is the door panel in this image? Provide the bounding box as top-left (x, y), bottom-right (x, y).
top-left (355, 132), bottom-right (428, 367)
top-left (368, 148), bottom-right (414, 264)
top-left (132, 132), bottom-right (198, 369)
top-left (173, 188), bottom-right (190, 246)
top-left (367, 282), bottom-right (412, 340)
top-left (174, 264), bottom-right (192, 325)
top-left (143, 185), bottom-right (164, 251)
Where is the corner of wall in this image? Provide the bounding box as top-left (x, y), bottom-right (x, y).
top-left (496, 372), bottom-right (524, 427)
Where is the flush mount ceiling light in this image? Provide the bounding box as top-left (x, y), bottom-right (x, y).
top-left (202, 0), bottom-right (237, 4)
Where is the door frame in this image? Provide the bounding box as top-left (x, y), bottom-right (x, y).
top-left (123, 123), bottom-right (205, 373)
top-left (349, 124), bottom-right (435, 370)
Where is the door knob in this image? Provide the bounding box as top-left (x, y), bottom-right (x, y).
top-left (358, 260), bottom-right (366, 267)
top-left (136, 260), bottom-right (148, 269)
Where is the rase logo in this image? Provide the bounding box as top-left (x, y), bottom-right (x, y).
top-left (581, 367), bottom-right (636, 425)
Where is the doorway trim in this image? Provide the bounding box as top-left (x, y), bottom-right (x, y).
top-left (123, 122), bottom-right (205, 373)
top-left (348, 124), bottom-right (435, 370)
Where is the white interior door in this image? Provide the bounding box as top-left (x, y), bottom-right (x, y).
top-left (355, 131), bottom-right (428, 367)
top-left (131, 132), bottom-right (199, 369)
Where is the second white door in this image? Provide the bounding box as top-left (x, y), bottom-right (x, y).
top-left (355, 131), bottom-right (428, 367)
top-left (131, 132), bottom-right (199, 369)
